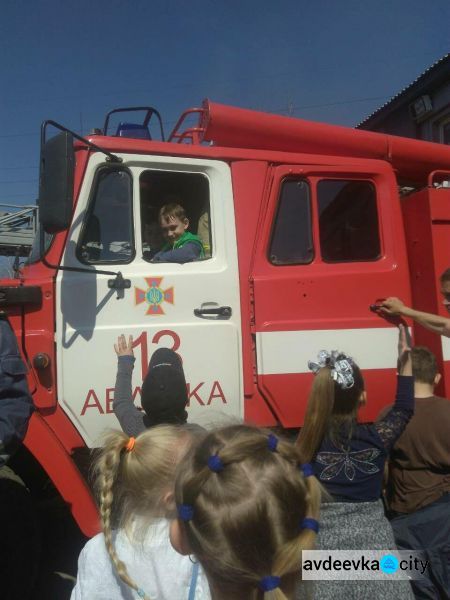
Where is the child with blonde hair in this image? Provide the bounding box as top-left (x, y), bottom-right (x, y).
top-left (71, 425), bottom-right (210, 600)
top-left (170, 424), bottom-right (321, 600)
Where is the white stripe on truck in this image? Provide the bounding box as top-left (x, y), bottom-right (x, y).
top-left (256, 328), bottom-right (401, 375)
top-left (442, 336), bottom-right (450, 361)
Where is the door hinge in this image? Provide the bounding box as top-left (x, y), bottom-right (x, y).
top-left (249, 277), bottom-right (256, 327)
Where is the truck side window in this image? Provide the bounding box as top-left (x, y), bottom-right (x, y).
top-left (77, 169), bottom-right (134, 264)
top-left (139, 170), bottom-right (211, 262)
top-left (318, 179), bottom-right (381, 262)
top-left (269, 179), bottom-right (313, 265)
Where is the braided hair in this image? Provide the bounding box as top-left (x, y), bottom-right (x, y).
top-left (174, 424), bottom-right (321, 600)
top-left (92, 425), bottom-right (193, 599)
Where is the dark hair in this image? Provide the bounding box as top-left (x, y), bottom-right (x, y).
top-left (175, 424), bottom-right (321, 600)
top-left (141, 368), bottom-right (188, 426)
top-left (440, 268), bottom-right (450, 284)
top-left (411, 346), bottom-right (438, 385)
top-left (296, 355), bottom-right (365, 462)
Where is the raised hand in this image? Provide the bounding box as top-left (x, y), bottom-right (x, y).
top-left (397, 324), bottom-right (412, 375)
top-left (114, 334), bottom-right (134, 357)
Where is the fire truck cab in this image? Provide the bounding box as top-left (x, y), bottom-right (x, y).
top-left (3, 100), bottom-right (450, 536)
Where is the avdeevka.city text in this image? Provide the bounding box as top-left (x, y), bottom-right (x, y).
top-left (303, 555), bottom-right (428, 574)
top-left (302, 551), bottom-right (429, 580)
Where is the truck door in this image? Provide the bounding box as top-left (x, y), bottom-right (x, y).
top-left (55, 153), bottom-right (242, 446)
top-left (252, 162), bottom-right (411, 427)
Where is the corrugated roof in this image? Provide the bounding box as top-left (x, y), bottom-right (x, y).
top-left (357, 54), bottom-right (450, 127)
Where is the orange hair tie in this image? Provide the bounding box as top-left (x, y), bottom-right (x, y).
top-left (125, 437), bottom-right (136, 452)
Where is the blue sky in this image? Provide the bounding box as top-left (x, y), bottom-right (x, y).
top-left (0, 0), bottom-right (449, 206)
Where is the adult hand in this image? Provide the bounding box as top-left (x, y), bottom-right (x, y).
top-left (380, 297), bottom-right (406, 316)
top-left (114, 334), bottom-right (134, 357)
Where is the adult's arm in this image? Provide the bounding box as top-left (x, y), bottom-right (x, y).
top-left (381, 297), bottom-right (450, 337)
top-left (151, 242), bottom-right (201, 263)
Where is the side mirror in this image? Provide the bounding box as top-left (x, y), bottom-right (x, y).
top-left (39, 131), bottom-right (74, 234)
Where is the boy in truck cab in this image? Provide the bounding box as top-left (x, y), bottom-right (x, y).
top-left (151, 201), bottom-right (205, 263)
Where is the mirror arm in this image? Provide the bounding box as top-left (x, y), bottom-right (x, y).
top-left (41, 120), bottom-right (123, 163)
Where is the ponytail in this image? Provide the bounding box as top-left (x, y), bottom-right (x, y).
top-left (297, 350), bottom-right (366, 459)
top-left (296, 367), bottom-right (335, 462)
top-left (267, 472), bottom-right (322, 600)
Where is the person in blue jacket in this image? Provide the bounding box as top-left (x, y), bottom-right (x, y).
top-left (0, 316), bottom-right (34, 463)
top-left (0, 314), bottom-right (36, 600)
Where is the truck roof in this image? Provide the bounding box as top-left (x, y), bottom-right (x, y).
top-left (81, 99), bottom-right (450, 186)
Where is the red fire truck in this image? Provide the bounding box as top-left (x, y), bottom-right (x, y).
top-left (2, 100), bottom-right (450, 537)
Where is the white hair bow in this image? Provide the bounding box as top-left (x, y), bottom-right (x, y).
top-left (307, 350), bottom-right (355, 389)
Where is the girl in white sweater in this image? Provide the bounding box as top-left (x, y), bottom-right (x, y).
top-left (71, 425), bottom-right (210, 600)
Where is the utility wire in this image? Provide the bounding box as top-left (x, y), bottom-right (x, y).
top-left (0, 94), bottom-right (391, 140)
top-left (0, 179), bottom-right (38, 185)
top-left (268, 95), bottom-right (391, 114)
top-left (0, 166), bottom-right (38, 170)
top-left (0, 193), bottom-right (37, 198)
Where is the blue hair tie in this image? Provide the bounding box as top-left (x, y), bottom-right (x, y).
top-left (267, 433), bottom-right (278, 452)
top-left (300, 463), bottom-right (314, 477)
top-left (301, 517), bottom-right (319, 533)
top-left (178, 503), bottom-right (194, 521)
top-left (259, 575), bottom-right (281, 592)
top-left (207, 454), bottom-right (224, 473)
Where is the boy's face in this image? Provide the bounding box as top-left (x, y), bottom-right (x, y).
top-left (160, 215), bottom-right (189, 243)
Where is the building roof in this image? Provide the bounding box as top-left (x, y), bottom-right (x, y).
top-left (357, 54), bottom-right (450, 128)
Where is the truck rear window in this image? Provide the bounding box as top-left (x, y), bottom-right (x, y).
top-left (318, 179), bottom-right (381, 263)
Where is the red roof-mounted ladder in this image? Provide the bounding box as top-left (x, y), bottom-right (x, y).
top-left (168, 107), bottom-right (206, 144)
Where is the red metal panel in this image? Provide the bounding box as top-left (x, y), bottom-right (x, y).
top-left (0, 146), bottom-right (96, 534)
top-left (230, 160), bottom-right (277, 425)
top-left (202, 100), bottom-right (450, 184)
top-left (433, 221), bottom-right (450, 398)
top-left (402, 187), bottom-right (450, 397)
top-left (24, 413), bottom-right (99, 537)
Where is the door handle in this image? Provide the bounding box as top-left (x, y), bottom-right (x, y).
top-left (194, 306), bottom-right (232, 319)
